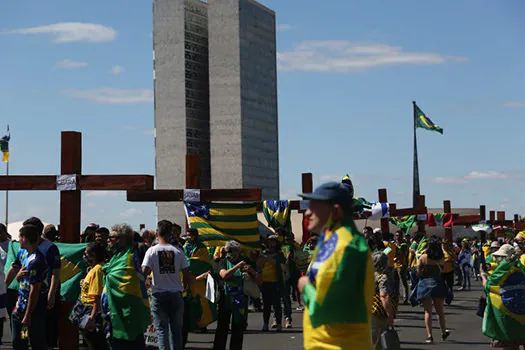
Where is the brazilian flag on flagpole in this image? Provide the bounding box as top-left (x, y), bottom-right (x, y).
top-left (416, 105), bottom-right (443, 134)
top-left (0, 125), bottom-right (10, 163)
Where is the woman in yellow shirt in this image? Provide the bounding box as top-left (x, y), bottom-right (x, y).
top-left (441, 240), bottom-right (456, 305)
top-left (72, 243), bottom-right (107, 350)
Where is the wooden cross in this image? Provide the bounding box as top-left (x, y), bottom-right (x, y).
top-left (128, 154), bottom-right (262, 203)
top-left (0, 131), bottom-right (153, 350)
top-left (0, 131), bottom-right (154, 242)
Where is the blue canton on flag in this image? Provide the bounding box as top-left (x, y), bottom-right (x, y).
top-left (185, 202), bottom-right (210, 219)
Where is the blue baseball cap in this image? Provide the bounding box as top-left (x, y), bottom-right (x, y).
top-left (299, 182), bottom-right (353, 207)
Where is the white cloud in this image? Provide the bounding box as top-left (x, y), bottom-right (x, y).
top-left (277, 24), bottom-right (292, 32)
top-left (111, 65), bottom-right (125, 75)
top-left (277, 41), bottom-right (467, 72)
top-left (120, 208), bottom-right (142, 218)
top-left (501, 102), bottom-right (525, 108)
top-left (319, 175), bottom-right (341, 182)
top-left (431, 177), bottom-right (468, 184)
top-left (86, 191), bottom-right (121, 198)
top-left (63, 88), bottom-right (153, 104)
top-left (432, 171), bottom-right (508, 184)
top-left (55, 59), bottom-right (88, 69)
top-left (465, 171), bottom-right (507, 180)
top-left (144, 129), bottom-right (155, 136)
top-left (4, 22), bottom-right (117, 43)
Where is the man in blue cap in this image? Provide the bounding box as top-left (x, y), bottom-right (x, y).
top-left (297, 182), bottom-right (374, 350)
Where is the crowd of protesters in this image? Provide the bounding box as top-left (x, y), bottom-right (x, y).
top-left (0, 181), bottom-right (524, 350)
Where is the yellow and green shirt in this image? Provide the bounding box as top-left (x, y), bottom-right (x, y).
top-left (303, 217), bottom-right (373, 350)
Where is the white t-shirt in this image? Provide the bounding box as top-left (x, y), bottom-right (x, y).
top-left (142, 244), bottom-right (189, 293)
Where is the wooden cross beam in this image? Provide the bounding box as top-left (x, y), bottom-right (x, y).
top-left (0, 131), bottom-right (153, 350)
top-left (0, 131), bottom-right (153, 240)
top-left (127, 154), bottom-right (262, 203)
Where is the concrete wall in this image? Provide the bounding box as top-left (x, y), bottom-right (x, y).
top-left (239, 0), bottom-right (279, 200)
top-left (208, 0), bottom-right (244, 191)
top-left (154, 0), bottom-right (210, 227)
top-left (209, 0), bottom-right (279, 200)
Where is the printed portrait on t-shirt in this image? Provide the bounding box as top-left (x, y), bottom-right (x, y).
top-left (158, 250), bottom-right (175, 274)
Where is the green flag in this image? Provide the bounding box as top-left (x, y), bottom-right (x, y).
top-left (482, 260), bottom-right (525, 341)
top-left (390, 215), bottom-right (417, 234)
top-left (4, 241), bottom-right (87, 303)
top-left (102, 248), bottom-right (150, 341)
top-left (416, 105), bottom-right (443, 134)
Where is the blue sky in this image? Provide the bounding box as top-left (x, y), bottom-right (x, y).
top-left (1, 0), bottom-right (524, 232)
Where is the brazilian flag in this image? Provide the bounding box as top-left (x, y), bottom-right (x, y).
top-left (4, 241), bottom-right (88, 303)
top-left (183, 240), bottom-right (217, 330)
top-left (416, 105), bottom-right (443, 134)
top-left (102, 248), bottom-right (150, 341)
top-left (262, 200), bottom-right (292, 234)
top-left (483, 260), bottom-right (525, 341)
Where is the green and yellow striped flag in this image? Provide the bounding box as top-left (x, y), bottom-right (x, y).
top-left (416, 105), bottom-right (443, 134)
top-left (184, 202), bottom-right (260, 249)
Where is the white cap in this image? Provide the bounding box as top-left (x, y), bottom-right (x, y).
top-left (373, 228), bottom-right (382, 234)
top-left (493, 244), bottom-right (515, 258)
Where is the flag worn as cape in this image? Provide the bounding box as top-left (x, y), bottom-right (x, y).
top-left (102, 248), bottom-right (150, 341)
top-left (416, 236), bottom-right (428, 260)
top-left (428, 213), bottom-right (454, 228)
top-left (0, 126), bottom-right (9, 163)
top-left (303, 217), bottom-right (373, 349)
top-left (390, 215), bottom-right (417, 234)
top-left (4, 241), bottom-right (88, 303)
top-left (416, 105), bottom-right (443, 134)
top-left (183, 240), bottom-right (216, 330)
top-left (482, 260), bottom-right (525, 341)
top-left (185, 202), bottom-right (260, 249)
top-left (262, 200), bottom-right (292, 233)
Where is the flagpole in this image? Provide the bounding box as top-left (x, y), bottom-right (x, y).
top-left (412, 101), bottom-right (420, 207)
top-left (5, 160), bottom-right (8, 227)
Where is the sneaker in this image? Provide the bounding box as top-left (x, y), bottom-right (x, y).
top-left (262, 324), bottom-right (269, 332)
top-left (442, 330), bottom-right (451, 341)
top-left (458, 287), bottom-right (464, 291)
top-left (425, 336), bottom-right (434, 344)
top-left (296, 306), bottom-right (304, 311)
top-left (285, 319), bottom-right (292, 329)
top-left (276, 324), bottom-right (283, 332)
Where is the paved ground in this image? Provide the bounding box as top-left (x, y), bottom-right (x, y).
top-left (0, 280), bottom-right (490, 349)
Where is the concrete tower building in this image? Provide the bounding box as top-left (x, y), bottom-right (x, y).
top-left (153, 0), bottom-right (211, 225)
top-left (154, 0), bottom-right (279, 226)
top-left (208, 0), bottom-right (279, 200)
